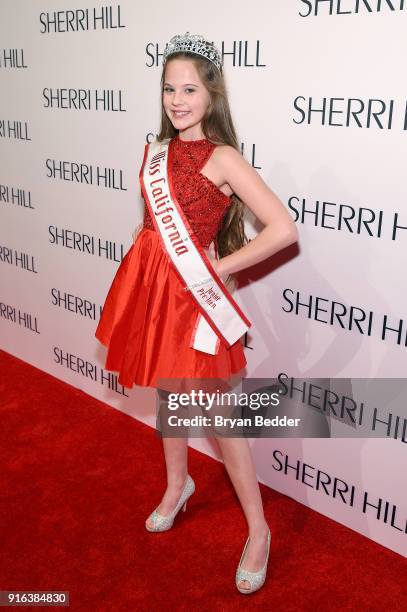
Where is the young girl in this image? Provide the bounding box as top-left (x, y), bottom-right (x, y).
top-left (95, 32), bottom-right (298, 595)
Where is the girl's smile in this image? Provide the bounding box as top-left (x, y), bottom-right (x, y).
top-left (172, 110), bottom-right (191, 118)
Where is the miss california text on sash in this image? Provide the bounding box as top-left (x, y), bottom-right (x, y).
top-left (95, 31), bottom-right (298, 595)
top-left (140, 137), bottom-right (251, 356)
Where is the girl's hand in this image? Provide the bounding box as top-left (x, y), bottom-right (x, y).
top-left (203, 245), bottom-right (219, 274)
top-left (132, 223), bottom-right (143, 243)
top-left (204, 247), bottom-right (236, 292)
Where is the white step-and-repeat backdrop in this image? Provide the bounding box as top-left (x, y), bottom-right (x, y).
top-left (1, 1), bottom-right (406, 557)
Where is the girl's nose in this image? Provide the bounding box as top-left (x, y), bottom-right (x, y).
top-left (173, 91), bottom-right (184, 105)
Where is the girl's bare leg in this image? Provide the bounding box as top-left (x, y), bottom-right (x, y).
top-left (146, 388), bottom-right (269, 590)
top-left (145, 389), bottom-right (189, 529)
top-left (215, 435), bottom-right (269, 591)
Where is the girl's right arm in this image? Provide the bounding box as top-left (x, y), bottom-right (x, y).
top-left (132, 222), bottom-right (143, 243)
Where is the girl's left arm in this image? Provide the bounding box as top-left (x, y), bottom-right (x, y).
top-left (213, 145), bottom-right (299, 278)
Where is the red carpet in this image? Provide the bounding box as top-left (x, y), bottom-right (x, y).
top-left (0, 349), bottom-right (405, 611)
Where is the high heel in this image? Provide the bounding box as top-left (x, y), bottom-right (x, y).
top-left (235, 526), bottom-right (271, 594)
top-left (145, 474), bottom-right (195, 532)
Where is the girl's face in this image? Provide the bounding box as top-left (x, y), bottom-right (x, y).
top-left (163, 59), bottom-right (211, 139)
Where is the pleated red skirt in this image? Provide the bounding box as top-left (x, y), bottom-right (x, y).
top-left (95, 228), bottom-right (247, 391)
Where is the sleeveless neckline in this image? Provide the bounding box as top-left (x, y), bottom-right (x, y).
top-left (143, 132), bottom-right (232, 246)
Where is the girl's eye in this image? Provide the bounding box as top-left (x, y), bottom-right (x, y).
top-left (164, 87), bottom-right (195, 94)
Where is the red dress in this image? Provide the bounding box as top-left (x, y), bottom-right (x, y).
top-left (94, 134), bottom-right (247, 390)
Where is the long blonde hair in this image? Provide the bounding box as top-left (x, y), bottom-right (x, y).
top-left (157, 52), bottom-right (248, 287)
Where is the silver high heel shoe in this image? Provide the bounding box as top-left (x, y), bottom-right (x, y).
top-left (235, 526), bottom-right (271, 594)
top-left (145, 474), bottom-right (195, 532)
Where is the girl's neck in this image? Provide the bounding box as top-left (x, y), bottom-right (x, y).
top-left (176, 133), bottom-right (207, 144)
top-left (177, 128), bottom-right (206, 143)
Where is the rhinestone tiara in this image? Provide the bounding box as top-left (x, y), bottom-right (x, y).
top-left (163, 31), bottom-right (222, 72)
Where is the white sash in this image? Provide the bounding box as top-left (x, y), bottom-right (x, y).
top-left (139, 136), bottom-right (251, 355)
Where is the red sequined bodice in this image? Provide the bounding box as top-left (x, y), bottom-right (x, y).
top-left (142, 134), bottom-right (232, 248)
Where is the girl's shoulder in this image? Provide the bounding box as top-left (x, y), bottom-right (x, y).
top-left (155, 136), bottom-right (172, 145)
top-left (211, 143), bottom-right (242, 165)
